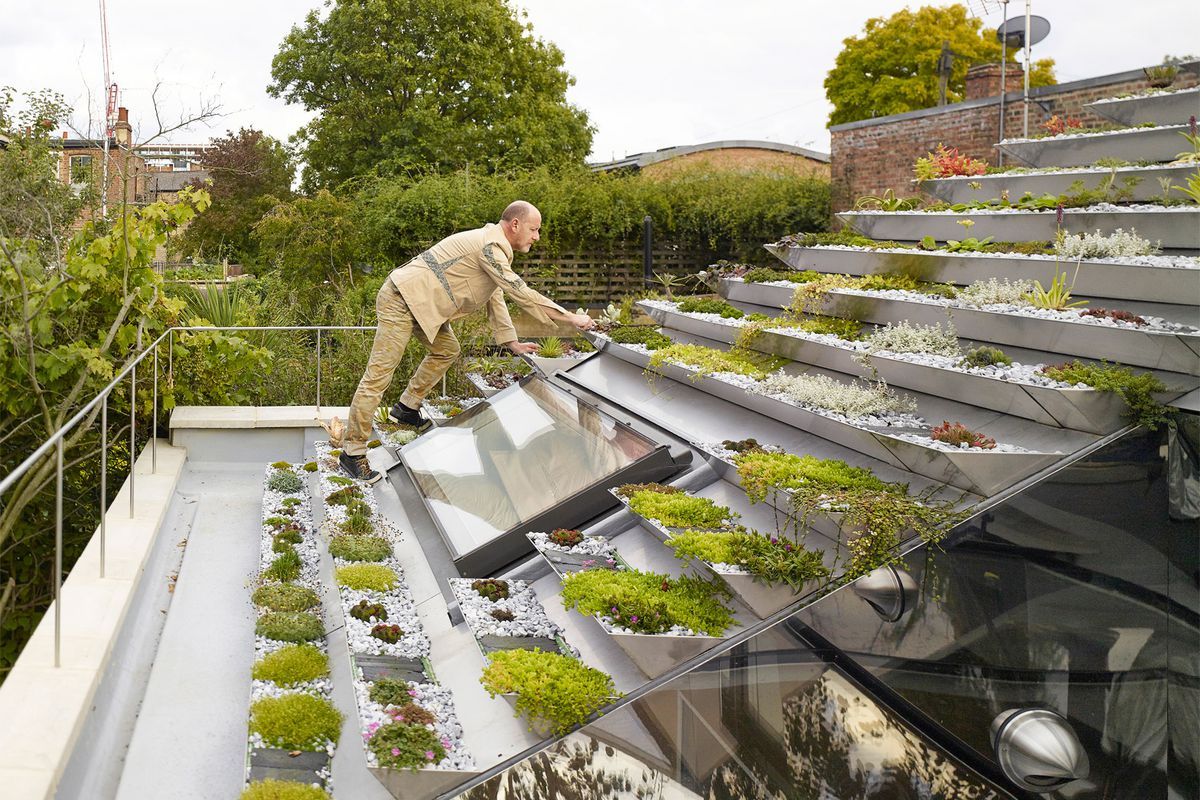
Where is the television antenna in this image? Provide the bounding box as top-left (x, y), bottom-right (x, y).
top-left (99, 0), bottom-right (119, 217)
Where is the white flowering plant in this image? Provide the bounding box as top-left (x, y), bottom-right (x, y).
top-left (1054, 228), bottom-right (1159, 260)
top-left (758, 372), bottom-right (917, 419)
top-left (956, 277), bottom-right (1035, 307)
top-left (865, 320), bottom-right (960, 357)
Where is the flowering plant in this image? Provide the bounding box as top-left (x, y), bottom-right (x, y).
top-left (913, 144), bottom-right (987, 180)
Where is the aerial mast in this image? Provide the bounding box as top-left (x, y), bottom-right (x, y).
top-left (99, 0), bottom-right (118, 217)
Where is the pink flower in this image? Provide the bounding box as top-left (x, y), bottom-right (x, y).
top-left (391, 747), bottom-right (401, 757)
top-left (441, 737), bottom-right (451, 748)
top-left (368, 722), bottom-right (381, 732)
top-left (407, 689), bottom-right (418, 697)
top-left (425, 750), bottom-right (436, 760)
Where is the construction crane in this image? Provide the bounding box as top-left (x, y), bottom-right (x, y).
top-left (99, 0), bottom-right (118, 217)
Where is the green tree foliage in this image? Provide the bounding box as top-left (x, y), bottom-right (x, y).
top-left (268, 0), bottom-right (593, 189)
top-left (825, 4), bottom-right (1056, 125)
top-left (177, 128), bottom-right (294, 265)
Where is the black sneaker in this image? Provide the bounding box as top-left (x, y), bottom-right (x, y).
top-left (390, 402), bottom-right (432, 432)
top-left (339, 452), bottom-right (382, 485)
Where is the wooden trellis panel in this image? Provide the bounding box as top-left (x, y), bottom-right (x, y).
top-left (520, 245), bottom-right (716, 306)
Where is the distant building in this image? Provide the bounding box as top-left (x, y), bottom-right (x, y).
top-left (147, 169), bottom-right (210, 203)
top-left (136, 142), bottom-right (215, 173)
top-left (57, 107), bottom-right (148, 219)
top-left (590, 139), bottom-right (830, 178)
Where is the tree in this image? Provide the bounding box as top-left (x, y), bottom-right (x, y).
top-left (268, 0), bottom-right (594, 189)
top-left (178, 128), bottom-right (294, 265)
top-left (825, 4), bottom-right (1056, 126)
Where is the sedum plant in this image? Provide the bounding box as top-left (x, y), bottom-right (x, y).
top-left (742, 268), bottom-right (819, 284)
top-left (252, 644), bottom-right (329, 686)
top-left (1040, 361), bottom-right (1167, 428)
top-left (960, 346), bottom-right (1012, 369)
top-left (615, 482), bottom-right (680, 498)
top-left (240, 780), bottom-right (331, 800)
top-left (955, 277), bottom-right (1035, 307)
top-left (349, 599), bottom-right (388, 622)
top-left (369, 677), bottom-right (414, 707)
top-left (668, 529), bottom-right (830, 591)
top-left (330, 535), bottom-right (391, 562)
top-left (560, 568), bottom-right (736, 636)
top-left (549, 528), bottom-right (583, 547)
top-left (676, 296), bottom-right (745, 318)
top-left (757, 372), bottom-right (917, 419)
top-left (370, 624), bottom-right (405, 643)
top-left (734, 451), bottom-right (900, 504)
top-left (367, 720), bottom-right (445, 770)
top-left (627, 490), bottom-right (738, 529)
top-left (256, 612), bottom-right (325, 643)
top-left (648, 343), bottom-right (786, 381)
top-left (481, 649), bottom-right (618, 736)
top-left (865, 320), bottom-right (960, 357)
top-left (606, 325), bottom-right (672, 349)
top-left (249, 693), bottom-right (342, 750)
top-left (471, 578), bottom-right (511, 601)
top-left (336, 564), bottom-right (399, 592)
top-left (253, 583), bottom-right (320, 612)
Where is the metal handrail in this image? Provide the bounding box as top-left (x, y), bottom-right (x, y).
top-left (0, 323), bottom-right (375, 667)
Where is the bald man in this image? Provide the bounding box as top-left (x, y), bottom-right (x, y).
top-left (339, 201), bottom-right (594, 483)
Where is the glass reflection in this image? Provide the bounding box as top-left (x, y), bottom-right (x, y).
top-left (401, 378), bottom-right (657, 556)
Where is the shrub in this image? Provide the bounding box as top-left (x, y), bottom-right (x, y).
top-left (481, 649), bottom-right (618, 735)
top-left (367, 721), bottom-right (446, 770)
top-left (956, 277), bottom-right (1035, 306)
top-left (264, 548), bottom-right (303, 582)
top-left (560, 568), bottom-right (736, 636)
top-left (930, 421), bottom-right (997, 449)
top-left (549, 528), bottom-right (583, 547)
top-left (733, 451), bottom-right (899, 504)
top-left (757, 372), bottom-right (917, 419)
top-left (330, 535), bottom-right (392, 562)
top-left (252, 644), bottom-right (330, 686)
top-left (471, 578), bottom-right (510, 601)
top-left (267, 470), bottom-right (305, 495)
top-left (369, 677), bottom-right (413, 707)
top-left (648, 343), bottom-right (786, 381)
top-left (253, 583), bottom-right (320, 612)
top-left (676, 297), bottom-right (744, 318)
top-left (667, 530), bottom-right (831, 591)
top-left (256, 612), bottom-right (324, 643)
top-left (370, 624), bottom-right (405, 643)
top-left (349, 599), bottom-right (388, 622)
top-left (606, 326), bottom-right (672, 350)
top-left (866, 320), bottom-right (960, 357)
top-left (1040, 361), bottom-right (1167, 428)
top-left (249, 693), bottom-right (342, 750)
top-left (1055, 228), bottom-right (1158, 259)
top-left (240, 780), bottom-right (330, 800)
top-left (627, 490), bottom-right (737, 529)
top-left (336, 564), bottom-right (399, 592)
top-left (960, 346), bottom-right (1012, 369)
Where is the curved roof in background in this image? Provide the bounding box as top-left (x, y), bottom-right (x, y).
top-left (589, 139), bottom-right (831, 172)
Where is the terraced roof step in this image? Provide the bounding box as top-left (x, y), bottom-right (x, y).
top-left (1085, 87), bottom-right (1200, 127)
top-left (997, 124), bottom-right (1191, 167)
top-left (918, 163), bottom-right (1198, 205)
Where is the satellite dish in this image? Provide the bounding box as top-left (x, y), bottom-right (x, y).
top-left (996, 15), bottom-right (1050, 48)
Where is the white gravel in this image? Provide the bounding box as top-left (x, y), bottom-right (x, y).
top-left (841, 203), bottom-right (1198, 216)
top-left (449, 578), bottom-right (567, 641)
top-left (422, 396), bottom-right (483, 422)
top-left (355, 680), bottom-right (475, 771)
top-left (1091, 85), bottom-right (1199, 104)
top-left (1000, 122), bottom-right (1187, 143)
top-left (527, 531), bottom-right (620, 560)
top-left (780, 244), bottom-right (1200, 270)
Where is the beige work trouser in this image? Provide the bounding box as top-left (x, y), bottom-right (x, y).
top-left (344, 281), bottom-right (460, 456)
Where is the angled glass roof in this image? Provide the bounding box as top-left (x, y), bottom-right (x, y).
top-left (400, 377), bottom-right (663, 566)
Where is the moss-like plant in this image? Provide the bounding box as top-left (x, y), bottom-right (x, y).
top-left (264, 516), bottom-right (290, 530)
top-left (471, 578), bottom-right (510, 601)
top-left (369, 677), bottom-right (414, 707)
top-left (267, 470), bottom-right (305, 495)
top-left (240, 780), bottom-right (330, 800)
top-left (490, 608), bottom-right (515, 622)
top-left (676, 297), bottom-right (744, 318)
top-left (302, 462), bottom-right (319, 473)
top-left (325, 486), bottom-right (364, 506)
top-left (549, 528), bottom-right (583, 547)
top-left (330, 535), bottom-right (392, 562)
top-left (367, 439), bottom-right (383, 449)
top-left (668, 530), bottom-right (830, 591)
top-left (272, 533), bottom-right (301, 552)
top-left (345, 499), bottom-right (373, 518)
top-left (648, 343), bottom-right (786, 381)
top-left (960, 346), bottom-right (1012, 369)
top-left (264, 547), bottom-right (303, 582)
top-left (1040, 360), bottom-right (1167, 428)
top-left (367, 721), bottom-right (446, 770)
top-left (561, 568), bottom-right (735, 636)
top-left (614, 482), bottom-right (679, 499)
top-left (252, 644), bottom-right (330, 686)
top-left (336, 564), bottom-right (399, 592)
top-left (481, 649), bottom-right (618, 735)
top-left (257, 611), bottom-right (324, 643)
top-left (627, 490), bottom-right (738, 529)
top-left (734, 450), bottom-right (900, 504)
top-left (349, 599), bottom-right (388, 622)
top-left (249, 693), bottom-right (342, 750)
top-left (253, 583), bottom-right (320, 612)
top-left (371, 623), bottom-right (405, 643)
top-left (281, 496), bottom-right (302, 508)
top-left (271, 461), bottom-right (293, 470)
top-left (607, 326), bottom-right (672, 350)
top-left (327, 475), bottom-right (355, 487)
top-left (742, 268), bottom-right (819, 284)
top-left (339, 510), bottom-right (374, 536)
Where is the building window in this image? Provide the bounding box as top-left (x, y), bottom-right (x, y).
top-left (172, 158), bottom-right (189, 171)
top-left (69, 155), bottom-right (93, 185)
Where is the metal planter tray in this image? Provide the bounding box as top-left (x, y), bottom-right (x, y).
top-left (590, 337), bottom-right (1060, 496)
top-left (918, 164), bottom-right (1199, 205)
top-left (646, 300), bottom-right (1125, 434)
top-left (580, 610), bottom-right (728, 679)
top-left (369, 766), bottom-right (480, 800)
top-left (837, 208), bottom-right (1200, 249)
top-left (763, 245), bottom-right (1199, 305)
top-left (996, 124), bottom-right (1190, 167)
top-left (803, 288), bottom-right (1200, 377)
top-left (1086, 88), bottom-right (1200, 127)
top-left (464, 372), bottom-right (500, 397)
top-left (528, 533), bottom-right (629, 576)
top-left (520, 351), bottom-right (595, 377)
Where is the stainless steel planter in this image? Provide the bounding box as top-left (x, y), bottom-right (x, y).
top-left (837, 208), bottom-right (1200, 249)
top-left (597, 617), bottom-right (728, 679)
top-left (520, 352), bottom-right (595, 377)
top-left (591, 337), bottom-right (1062, 496)
top-left (763, 245), bottom-right (1200, 305)
top-left (1086, 88), bottom-right (1200, 127)
top-left (464, 372), bottom-right (499, 397)
top-left (918, 164), bottom-right (1198, 205)
top-left (369, 766), bottom-right (480, 799)
top-left (644, 300), bottom-right (1128, 434)
top-left (996, 124), bottom-right (1190, 167)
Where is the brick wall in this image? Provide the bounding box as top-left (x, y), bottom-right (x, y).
top-left (830, 62), bottom-right (1199, 212)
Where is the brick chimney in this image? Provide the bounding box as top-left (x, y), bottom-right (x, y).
top-left (114, 106), bottom-right (132, 146)
top-left (965, 62), bottom-right (1024, 100)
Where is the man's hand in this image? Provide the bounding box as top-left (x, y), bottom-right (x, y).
top-left (507, 341), bottom-right (541, 355)
top-left (567, 312), bottom-right (595, 331)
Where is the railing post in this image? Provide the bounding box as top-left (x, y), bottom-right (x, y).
top-left (55, 437), bottom-right (63, 668)
top-left (152, 341), bottom-right (158, 473)
top-left (130, 332), bottom-right (138, 519)
top-left (643, 215), bottom-right (653, 286)
top-left (101, 394), bottom-right (107, 579)
top-left (316, 329), bottom-right (322, 413)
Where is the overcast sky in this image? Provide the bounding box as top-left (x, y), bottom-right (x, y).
top-left (5, 0), bottom-right (1197, 163)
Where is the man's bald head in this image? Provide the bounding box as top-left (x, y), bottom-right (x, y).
top-left (499, 200), bottom-right (542, 253)
top-left (501, 200), bottom-right (539, 223)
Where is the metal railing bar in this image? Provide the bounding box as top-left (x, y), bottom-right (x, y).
top-left (54, 437), bottom-right (63, 668)
top-left (100, 394), bottom-right (107, 579)
top-left (152, 343), bottom-right (158, 474)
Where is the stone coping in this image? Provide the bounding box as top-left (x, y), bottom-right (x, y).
top-left (0, 440), bottom-right (186, 799)
top-left (169, 405), bottom-right (352, 429)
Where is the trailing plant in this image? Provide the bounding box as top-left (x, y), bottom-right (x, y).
top-left (1054, 228), bottom-right (1158, 259)
top-left (481, 648), bottom-right (618, 735)
top-left (733, 451), bottom-right (900, 505)
top-left (252, 644), bottom-right (330, 686)
top-left (912, 144), bottom-right (987, 180)
top-left (956, 277), bottom-right (1035, 306)
top-left (267, 470), bottom-right (305, 495)
top-left (930, 421), bottom-right (997, 449)
top-left (329, 535), bottom-right (392, 562)
top-left (627, 490), bottom-right (738, 529)
top-left (264, 548), bottom-right (303, 582)
top-left (742, 268), bottom-right (819, 284)
top-left (256, 612), bottom-right (325, 643)
top-left (1079, 307), bottom-right (1148, 326)
top-left (253, 583), bottom-right (321, 612)
top-left (758, 372), bottom-right (917, 419)
top-left (606, 325), bottom-right (672, 350)
top-left (335, 564), bottom-right (399, 592)
top-left (369, 677), bottom-right (414, 707)
top-left (240, 779), bottom-right (331, 800)
top-left (350, 599), bottom-right (388, 622)
top-left (787, 274), bottom-right (863, 315)
top-left (614, 482), bottom-right (680, 498)
top-left (667, 529), bottom-right (831, 591)
top-left (676, 297), bottom-right (745, 318)
top-left (370, 624), bottom-right (405, 643)
top-left (472, 578), bottom-right (511, 601)
top-left (249, 693), bottom-right (342, 750)
top-left (865, 320), bottom-right (960, 357)
top-left (560, 568), bottom-right (736, 636)
top-left (549, 528), bottom-right (583, 547)
top-left (367, 720), bottom-right (446, 770)
top-left (537, 336), bottom-right (563, 358)
top-left (647, 343), bottom-right (787, 381)
top-left (960, 346), bottom-right (1013, 369)
top-left (1040, 361), bottom-right (1167, 428)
